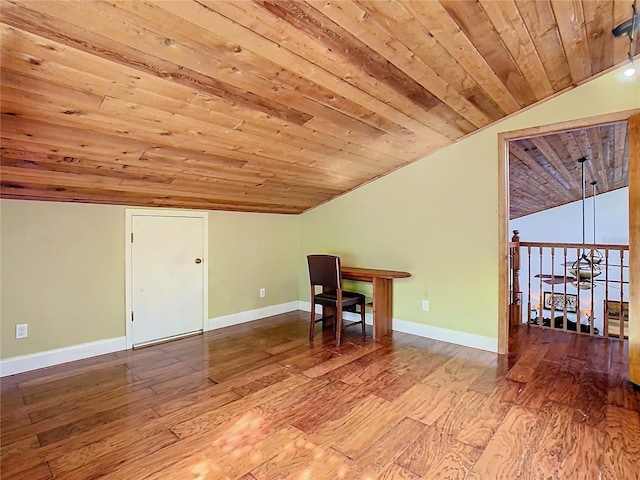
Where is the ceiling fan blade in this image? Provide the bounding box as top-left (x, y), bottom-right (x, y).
top-left (534, 274), bottom-right (567, 285)
top-left (594, 279), bottom-right (623, 290)
top-left (533, 277), bottom-right (624, 289)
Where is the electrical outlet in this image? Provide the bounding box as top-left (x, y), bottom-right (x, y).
top-left (259, 288), bottom-right (266, 298)
top-left (16, 323), bottom-right (28, 339)
top-left (422, 300), bottom-right (429, 312)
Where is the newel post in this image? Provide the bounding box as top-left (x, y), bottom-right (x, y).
top-left (510, 230), bottom-right (522, 326)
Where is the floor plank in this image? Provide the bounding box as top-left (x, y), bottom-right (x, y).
top-left (465, 405), bottom-right (539, 480)
top-left (601, 405), bottom-right (640, 480)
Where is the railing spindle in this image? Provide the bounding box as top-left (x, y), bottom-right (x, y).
top-left (563, 247), bottom-right (568, 332)
top-left (510, 230), bottom-right (521, 326)
top-left (539, 246), bottom-right (543, 329)
top-left (590, 250), bottom-right (595, 336)
top-left (619, 249), bottom-right (625, 338)
top-left (527, 246), bottom-right (532, 326)
top-left (518, 239), bottom-right (628, 340)
top-left (550, 247), bottom-right (555, 329)
top-left (604, 249), bottom-right (610, 338)
top-left (576, 245), bottom-right (582, 335)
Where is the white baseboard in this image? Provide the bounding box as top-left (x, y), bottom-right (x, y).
top-left (391, 319), bottom-right (498, 353)
top-left (0, 336), bottom-right (127, 377)
top-left (206, 301), bottom-right (299, 331)
top-left (298, 301), bottom-right (497, 353)
top-left (1, 302), bottom-right (497, 377)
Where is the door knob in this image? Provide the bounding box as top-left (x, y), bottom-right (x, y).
top-left (195, 258), bottom-right (202, 264)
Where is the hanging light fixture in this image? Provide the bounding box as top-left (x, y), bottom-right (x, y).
top-left (613, 0), bottom-right (639, 78)
top-left (568, 157), bottom-right (601, 289)
top-left (590, 180), bottom-right (603, 265)
top-left (535, 157), bottom-right (627, 293)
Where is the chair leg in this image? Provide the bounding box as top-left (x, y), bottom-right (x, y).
top-left (360, 301), bottom-right (366, 338)
top-left (336, 309), bottom-right (343, 346)
top-left (309, 304), bottom-right (315, 341)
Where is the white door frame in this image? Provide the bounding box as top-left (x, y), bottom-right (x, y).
top-left (125, 208), bottom-right (208, 349)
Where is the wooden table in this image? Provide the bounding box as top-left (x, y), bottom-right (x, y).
top-left (341, 266), bottom-right (411, 341)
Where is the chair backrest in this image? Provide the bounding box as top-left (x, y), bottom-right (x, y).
top-left (307, 254), bottom-right (342, 289)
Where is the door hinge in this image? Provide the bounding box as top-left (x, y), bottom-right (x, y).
top-left (131, 233), bottom-right (134, 243)
top-left (131, 311), bottom-right (134, 322)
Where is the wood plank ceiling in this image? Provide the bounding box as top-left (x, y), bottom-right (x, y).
top-left (509, 122), bottom-right (629, 219)
top-left (0, 0), bottom-right (637, 214)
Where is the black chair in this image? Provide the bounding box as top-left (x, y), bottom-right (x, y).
top-left (307, 254), bottom-right (366, 346)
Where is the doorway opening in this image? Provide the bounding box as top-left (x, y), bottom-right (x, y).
top-left (497, 110), bottom-right (639, 356)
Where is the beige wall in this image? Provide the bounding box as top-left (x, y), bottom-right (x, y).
top-left (1, 200), bottom-right (125, 358)
top-left (2, 69), bottom-right (638, 360)
top-left (299, 69), bottom-right (640, 340)
top-left (1, 201), bottom-right (300, 359)
top-left (207, 210), bottom-right (300, 319)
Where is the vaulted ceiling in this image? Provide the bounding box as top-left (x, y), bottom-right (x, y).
top-left (1, 1), bottom-right (637, 214)
top-left (509, 122), bottom-right (629, 219)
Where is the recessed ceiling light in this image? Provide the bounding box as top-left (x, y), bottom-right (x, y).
top-left (623, 64), bottom-right (638, 77)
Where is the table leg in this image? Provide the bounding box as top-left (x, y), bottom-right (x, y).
top-left (372, 277), bottom-right (393, 340)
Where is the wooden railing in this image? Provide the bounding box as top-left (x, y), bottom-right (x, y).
top-left (509, 230), bottom-right (629, 338)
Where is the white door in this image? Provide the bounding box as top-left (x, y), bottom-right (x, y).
top-left (130, 213), bottom-right (206, 347)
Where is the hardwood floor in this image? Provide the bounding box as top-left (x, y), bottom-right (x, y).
top-left (1, 311), bottom-right (639, 479)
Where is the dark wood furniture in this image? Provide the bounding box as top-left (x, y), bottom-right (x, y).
top-left (605, 299), bottom-right (629, 338)
top-left (307, 255), bottom-right (366, 346)
top-left (341, 266), bottom-right (411, 341)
